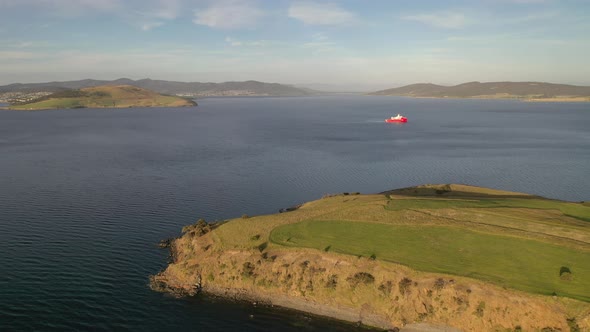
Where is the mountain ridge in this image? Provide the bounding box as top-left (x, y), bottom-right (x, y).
top-left (0, 78), bottom-right (316, 97)
top-left (369, 81), bottom-right (590, 101)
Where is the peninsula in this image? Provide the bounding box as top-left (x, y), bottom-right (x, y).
top-left (7, 85), bottom-right (197, 110)
top-left (151, 184), bottom-right (590, 331)
top-left (0, 78), bottom-right (316, 104)
top-left (369, 82), bottom-right (590, 102)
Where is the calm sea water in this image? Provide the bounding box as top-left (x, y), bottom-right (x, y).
top-left (1, 96), bottom-right (589, 331)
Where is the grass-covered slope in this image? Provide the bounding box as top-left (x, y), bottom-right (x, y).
top-left (153, 184), bottom-right (590, 331)
top-left (9, 85), bottom-right (197, 110)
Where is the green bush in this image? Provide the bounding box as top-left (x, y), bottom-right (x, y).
top-left (560, 266), bottom-right (573, 281)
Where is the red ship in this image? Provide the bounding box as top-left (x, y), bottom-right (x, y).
top-left (385, 114), bottom-right (407, 123)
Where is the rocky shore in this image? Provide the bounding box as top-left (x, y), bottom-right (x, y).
top-left (151, 233), bottom-right (587, 331)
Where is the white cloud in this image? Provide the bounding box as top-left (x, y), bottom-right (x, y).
top-left (0, 51), bottom-right (37, 60)
top-left (148, 0), bottom-right (180, 20)
top-left (509, 11), bottom-right (558, 23)
top-left (311, 32), bottom-right (329, 41)
top-left (16, 41), bottom-right (34, 48)
top-left (193, 0), bottom-right (265, 29)
top-left (128, 0), bottom-right (181, 31)
top-left (141, 22), bottom-right (164, 31)
top-left (225, 37), bottom-right (269, 47)
top-left (288, 1), bottom-right (357, 25)
top-left (225, 37), bottom-right (243, 46)
top-left (403, 12), bottom-right (467, 29)
top-left (0, 0), bottom-right (122, 16)
top-left (505, 0), bottom-right (549, 3)
top-left (2, 0), bottom-right (180, 31)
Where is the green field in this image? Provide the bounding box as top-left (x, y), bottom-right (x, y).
top-left (270, 220), bottom-right (590, 302)
top-left (386, 197), bottom-right (590, 222)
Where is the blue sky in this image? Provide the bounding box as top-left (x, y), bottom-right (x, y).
top-left (1, 0), bottom-right (589, 88)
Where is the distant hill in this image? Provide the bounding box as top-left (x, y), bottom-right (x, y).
top-left (369, 81), bottom-right (590, 101)
top-left (8, 85), bottom-right (197, 110)
top-left (0, 78), bottom-right (315, 97)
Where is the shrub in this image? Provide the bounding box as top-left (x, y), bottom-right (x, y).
top-left (474, 301), bottom-right (485, 317)
top-left (369, 254), bottom-right (377, 260)
top-left (241, 214), bottom-right (250, 219)
top-left (182, 219), bottom-right (212, 237)
top-left (399, 277), bottom-right (412, 295)
top-left (242, 262), bottom-right (256, 278)
top-left (567, 318), bottom-right (580, 332)
top-left (257, 242), bottom-right (268, 252)
top-left (378, 281), bottom-right (393, 296)
top-left (250, 234), bottom-right (260, 241)
top-left (324, 245), bottom-right (331, 252)
top-left (560, 266), bottom-right (573, 281)
top-left (433, 278), bottom-right (445, 290)
top-left (347, 272), bottom-right (375, 287)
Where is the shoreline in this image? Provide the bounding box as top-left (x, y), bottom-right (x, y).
top-left (202, 286), bottom-right (463, 332)
top-left (2, 104), bottom-right (198, 111)
top-left (151, 271), bottom-right (462, 332)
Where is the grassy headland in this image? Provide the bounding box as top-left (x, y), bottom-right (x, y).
top-left (152, 184), bottom-right (590, 331)
top-left (8, 85), bottom-right (197, 110)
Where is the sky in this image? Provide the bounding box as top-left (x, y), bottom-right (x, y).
top-left (1, 0), bottom-right (589, 89)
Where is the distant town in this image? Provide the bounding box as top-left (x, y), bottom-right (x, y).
top-left (0, 92), bottom-right (53, 104)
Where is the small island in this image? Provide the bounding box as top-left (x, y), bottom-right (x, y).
top-left (151, 184), bottom-right (590, 331)
top-left (6, 85), bottom-right (197, 110)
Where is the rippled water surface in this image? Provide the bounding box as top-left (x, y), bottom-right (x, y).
top-left (1, 96), bottom-right (589, 331)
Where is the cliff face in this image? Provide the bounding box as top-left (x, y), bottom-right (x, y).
top-left (152, 228), bottom-right (588, 331)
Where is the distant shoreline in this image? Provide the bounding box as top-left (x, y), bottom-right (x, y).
top-left (369, 81), bottom-right (590, 102)
top-left (369, 95), bottom-right (590, 102)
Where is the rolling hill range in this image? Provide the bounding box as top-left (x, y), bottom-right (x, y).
top-left (8, 85), bottom-right (197, 110)
top-left (369, 81), bottom-right (590, 101)
top-left (0, 78), bottom-right (315, 97)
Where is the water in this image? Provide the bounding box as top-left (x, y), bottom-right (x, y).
top-left (0, 96), bottom-right (589, 331)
